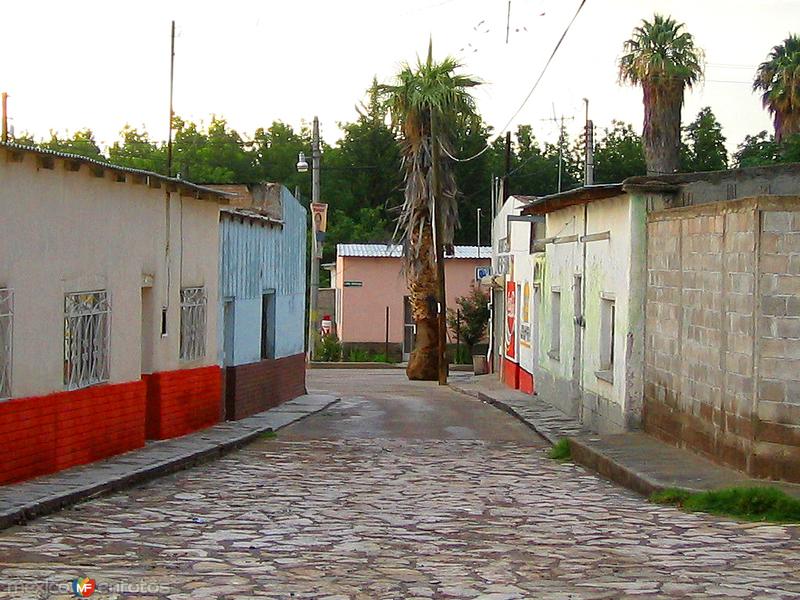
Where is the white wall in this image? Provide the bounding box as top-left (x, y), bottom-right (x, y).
top-left (0, 150), bottom-right (222, 398)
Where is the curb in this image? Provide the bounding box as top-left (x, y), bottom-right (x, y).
top-left (448, 383), bottom-right (560, 446)
top-left (0, 396), bottom-right (340, 531)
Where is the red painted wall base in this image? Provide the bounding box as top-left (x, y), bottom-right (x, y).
top-left (502, 358), bottom-right (520, 390)
top-left (144, 366), bottom-right (222, 440)
top-left (0, 380), bottom-right (146, 486)
top-left (519, 369), bottom-right (535, 395)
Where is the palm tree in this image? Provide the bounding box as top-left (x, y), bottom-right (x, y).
top-left (754, 35), bottom-right (800, 143)
top-left (619, 14), bottom-right (704, 175)
top-left (380, 45), bottom-right (479, 380)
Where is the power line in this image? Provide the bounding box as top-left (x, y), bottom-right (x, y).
top-left (443, 0), bottom-right (588, 163)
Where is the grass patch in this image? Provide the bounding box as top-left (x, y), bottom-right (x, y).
top-left (651, 486), bottom-right (800, 523)
top-left (261, 430), bottom-right (277, 439)
top-left (548, 438), bottom-right (572, 461)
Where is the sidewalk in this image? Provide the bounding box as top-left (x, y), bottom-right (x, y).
top-left (450, 375), bottom-right (800, 500)
top-left (0, 394), bottom-right (339, 531)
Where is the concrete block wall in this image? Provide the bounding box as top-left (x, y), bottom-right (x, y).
top-left (644, 196), bottom-right (800, 482)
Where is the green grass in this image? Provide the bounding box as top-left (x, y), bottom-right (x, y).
top-left (548, 438), bottom-right (572, 461)
top-left (346, 348), bottom-right (370, 362)
top-left (261, 430), bottom-right (277, 440)
top-left (651, 486), bottom-right (800, 523)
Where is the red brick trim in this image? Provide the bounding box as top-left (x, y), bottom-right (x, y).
top-left (145, 366), bottom-right (222, 440)
top-left (501, 358), bottom-right (521, 390)
top-left (519, 369), bottom-right (535, 395)
top-left (0, 380), bottom-right (146, 485)
top-left (225, 354), bottom-right (307, 420)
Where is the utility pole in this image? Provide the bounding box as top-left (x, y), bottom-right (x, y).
top-left (430, 109), bottom-right (448, 385)
top-left (307, 116), bottom-right (321, 361)
top-left (477, 207), bottom-right (482, 259)
top-left (502, 131), bottom-right (512, 202)
top-left (541, 109), bottom-right (574, 193)
top-left (583, 98), bottom-right (594, 186)
top-left (166, 20), bottom-right (176, 178)
top-left (505, 0), bottom-right (512, 44)
top-left (1, 93), bottom-right (8, 143)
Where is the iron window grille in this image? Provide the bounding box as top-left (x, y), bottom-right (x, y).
top-left (64, 290), bottom-right (110, 390)
top-left (180, 287), bottom-right (207, 361)
top-left (0, 289), bottom-right (12, 399)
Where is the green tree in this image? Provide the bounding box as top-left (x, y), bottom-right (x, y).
top-left (593, 121), bottom-right (646, 183)
top-left (379, 45), bottom-right (480, 380)
top-left (619, 14), bottom-right (704, 175)
top-left (680, 106), bottom-right (728, 172)
top-left (40, 129), bottom-right (105, 161)
top-left (734, 130), bottom-right (800, 167)
top-left (252, 121), bottom-right (312, 200)
top-left (107, 125), bottom-right (166, 173)
top-left (754, 35), bottom-right (800, 143)
top-left (447, 284), bottom-right (490, 357)
top-left (172, 116), bottom-right (254, 183)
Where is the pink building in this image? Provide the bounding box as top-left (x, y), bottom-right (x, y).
top-left (329, 244), bottom-right (491, 361)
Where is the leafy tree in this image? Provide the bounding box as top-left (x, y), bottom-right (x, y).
top-left (680, 107), bottom-right (728, 172)
top-left (734, 130), bottom-right (800, 167)
top-left (252, 121), bottom-right (312, 199)
top-left (172, 116), bottom-right (254, 183)
top-left (108, 125), bottom-right (166, 173)
top-left (40, 129), bottom-right (105, 161)
top-left (754, 35), bottom-right (800, 142)
top-left (619, 14), bottom-right (704, 175)
top-left (379, 45), bottom-right (479, 381)
top-left (593, 121), bottom-right (646, 183)
top-left (447, 284), bottom-right (490, 356)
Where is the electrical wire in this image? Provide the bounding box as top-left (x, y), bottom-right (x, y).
top-left (443, 0), bottom-right (588, 163)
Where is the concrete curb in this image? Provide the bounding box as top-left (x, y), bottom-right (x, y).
top-left (448, 383), bottom-right (560, 446)
top-left (0, 395), bottom-right (339, 531)
top-left (567, 437), bottom-right (667, 498)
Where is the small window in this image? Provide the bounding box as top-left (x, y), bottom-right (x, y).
top-left (64, 290), bottom-right (110, 390)
top-left (598, 296), bottom-right (616, 380)
top-left (0, 288), bottom-right (12, 399)
top-left (180, 287), bottom-right (207, 361)
top-left (549, 290), bottom-right (561, 360)
top-left (261, 292), bottom-right (276, 360)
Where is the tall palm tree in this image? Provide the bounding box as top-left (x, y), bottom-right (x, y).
top-left (619, 14), bottom-right (704, 175)
top-left (380, 45), bottom-right (479, 380)
top-left (754, 35), bottom-right (800, 143)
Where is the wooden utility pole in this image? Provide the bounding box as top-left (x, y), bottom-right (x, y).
top-left (502, 131), bottom-right (512, 202)
top-left (166, 21), bottom-right (176, 177)
top-left (430, 109), bottom-right (448, 385)
top-left (1, 93), bottom-right (8, 143)
top-left (583, 98), bottom-right (594, 186)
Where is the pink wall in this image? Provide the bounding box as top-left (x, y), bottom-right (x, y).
top-left (336, 256), bottom-right (490, 343)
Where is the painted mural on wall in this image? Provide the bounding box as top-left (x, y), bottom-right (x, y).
top-left (519, 281), bottom-right (531, 349)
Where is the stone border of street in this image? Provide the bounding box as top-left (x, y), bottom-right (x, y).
top-left (0, 394), bottom-right (339, 531)
top-left (449, 377), bottom-right (800, 501)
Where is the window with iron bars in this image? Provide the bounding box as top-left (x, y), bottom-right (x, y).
top-left (64, 290), bottom-right (110, 390)
top-left (180, 287), bottom-right (207, 361)
top-left (0, 289), bottom-right (12, 400)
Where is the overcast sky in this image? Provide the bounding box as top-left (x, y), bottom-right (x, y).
top-left (1, 0), bottom-right (796, 154)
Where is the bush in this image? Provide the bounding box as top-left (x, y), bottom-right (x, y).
top-left (318, 333), bottom-right (342, 362)
top-left (447, 285), bottom-right (490, 356)
top-left (371, 352), bottom-right (397, 364)
top-left (651, 486), bottom-right (800, 523)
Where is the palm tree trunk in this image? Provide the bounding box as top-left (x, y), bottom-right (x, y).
top-left (406, 217), bottom-right (439, 381)
top-left (643, 81), bottom-right (683, 175)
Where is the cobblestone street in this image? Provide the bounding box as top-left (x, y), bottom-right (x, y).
top-left (0, 370), bottom-right (798, 599)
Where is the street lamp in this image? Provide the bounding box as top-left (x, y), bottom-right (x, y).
top-left (298, 117), bottom-right (322, 361)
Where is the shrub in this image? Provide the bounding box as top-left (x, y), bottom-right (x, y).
top-left (318, 333), bottom-right (342, 362)
top-left (346, 347), bottom-right (370, 362)
top-left (447, 285), bottom-right (490, 356)
top-left (549, 438), bottom-right (572, 461)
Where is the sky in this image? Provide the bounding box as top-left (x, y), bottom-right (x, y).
top-left (0, 0), bottom-right (796, 155)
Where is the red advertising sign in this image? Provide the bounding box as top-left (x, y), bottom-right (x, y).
top-left (505, 281), bottom-right (516, 361)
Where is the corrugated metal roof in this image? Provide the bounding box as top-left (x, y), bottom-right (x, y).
top-left (337, 244), bottom-right (491, 259)
top-left (0, 142), bottom-right (232, 202)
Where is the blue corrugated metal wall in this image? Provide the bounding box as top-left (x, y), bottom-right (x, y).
top-left (219, 186), bottom-right (307, 365)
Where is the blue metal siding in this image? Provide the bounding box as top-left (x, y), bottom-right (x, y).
top-left (219, 186), bottom-right (307, 364)
top-left (220, 188), bottom-right (307, 299)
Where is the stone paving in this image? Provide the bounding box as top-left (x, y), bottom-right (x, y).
top-left (0, 370), bottom-right (797, 599)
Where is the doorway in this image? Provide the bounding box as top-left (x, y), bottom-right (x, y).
top-left (402, 296), bottom-right (414, 362)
